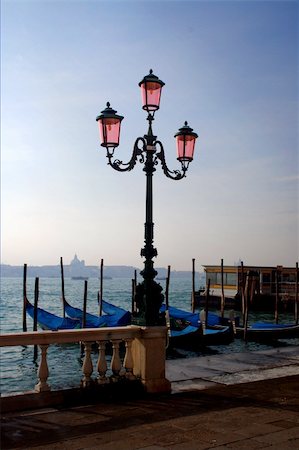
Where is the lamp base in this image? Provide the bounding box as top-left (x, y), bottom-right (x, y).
top-left (131, 280), bottom-right (165, 326)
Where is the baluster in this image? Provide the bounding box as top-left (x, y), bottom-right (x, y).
top-left (110, 339), bottom-right (122, 382)
top-left (35, 344), bottom-right (50, 392)
top-left (97, 340), bottom-right (109, 384)
top-left (81, 341), bottom-right (93, 387)
top-left (123, 338), bottom-right (135, 380)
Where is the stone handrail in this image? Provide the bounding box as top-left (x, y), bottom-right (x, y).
top-left (0, 326), bottom-right (171, 394)
top-left (0, 326), bottom-right (140, 346)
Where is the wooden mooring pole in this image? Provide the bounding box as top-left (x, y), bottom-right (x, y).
top-left (131, 270), bottom-right (137, 314)
top-left (131, 279), bottom-right (135, 314)
top-left (220, 258), bottom-right (225, 318)
top-left (33, 277), bottom-right (39, 360)
top-left (60, 257), bottom-right (66, 318)
top-left (165, 266), bottom-right (171, 341)
top-left (23, 264), bottom-right (27, 332)
top-left (99, 259), bottom-right (104, 316)
top-left (205, 278), bottom-right (210, 326)
top-left (295, 262), bottom-right (298, 325)
top-left (243, 272), bottom-right (249, 341)
top-left (275, 266), bottom-right (279, 324)
top-left (240, 261), bottom-right (245, 326)
top-left (83, 280), bottom-right (88, 328)
top-left (165, 265), bottom-right (171, 310)
top-left (191, 258), bottom-right (196, 313)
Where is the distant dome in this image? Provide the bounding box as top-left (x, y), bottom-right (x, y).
top-left (70, 254), bottom-right (86, 277)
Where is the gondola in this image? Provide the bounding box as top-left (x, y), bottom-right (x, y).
top-left (59, 257), bottom-right (131, 327)
top-left (236, 322), bottom-right (299, 341)
top-left (26, 297), bottom-right (130, 331)
top-left (102, 300), bottom-right (236, 328)
top-left (63, 298), bottom-right (131, 327)
top-left (167, 321), bottom-right (233, 349)
top-left (159, 304), bottom-right (236, 327)
top-left (25, 298), bottom-right (82, 330)
top-left (101, 299), bottom-right (234, 348)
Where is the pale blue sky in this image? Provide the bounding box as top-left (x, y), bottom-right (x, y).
top-left (1, 0), bottom-right (298, 270)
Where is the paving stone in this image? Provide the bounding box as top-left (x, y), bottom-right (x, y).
top-left (253, 426), bottom-right (299, 444)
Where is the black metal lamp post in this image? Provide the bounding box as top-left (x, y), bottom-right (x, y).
top-left (96, 70), bottom-right (198, 326)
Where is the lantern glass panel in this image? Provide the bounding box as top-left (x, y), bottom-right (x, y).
top-left (176, 135), bottom-right (196, 161)
top-left (98, 117), bottom-right (121, 147)
top-left (140, 81), bottom-right (162, 111)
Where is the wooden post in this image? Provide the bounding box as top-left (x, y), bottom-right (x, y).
top-left (165, 265), bottom-right (171, 309)
top-left (80, 280), bottom-right (88, 355)
top-left (275, 267), bottom-right (279, 324)
top-left (295, 262), bottom-right (298, 325)
top-left (33, 277), bottom-right (39, 360)
top-left (60, 257), bottom-right (65, 318)
top-left (205, 278), bottom-right (210, 326)
top-left (240, 261), bottom-right (245, 325)
top-left (83, 280), bottom-right (88, 328)
top-left (131, 270), bottom-right (137, 314)
top-left (23, 264), bottom-right (27, 332)
top-left (220, 258), bottom-right (225, 318)
top-left (99, 259), bottom-right (103, 316)
top-left (134, 270), bottom-right (137, 312)
top-left (191, 258), bottom-right (196, 312)
top-left (243, 272), bottom-right (249, 341)
top-left (131, 278), bottom-right (135, 314)
top-left (250, 273), bottom-right (256, 305)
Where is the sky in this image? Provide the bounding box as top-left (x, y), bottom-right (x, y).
top-left (1, 0), bottom-right (298, 271)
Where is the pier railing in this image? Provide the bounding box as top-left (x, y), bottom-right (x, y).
top-left (0, 326), bottom-right (171, 396)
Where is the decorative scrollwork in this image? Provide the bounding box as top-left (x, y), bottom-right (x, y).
top-left (107, 137), bottom-right (146, 172)
top-left (155, 140), bottom-right (186, 180)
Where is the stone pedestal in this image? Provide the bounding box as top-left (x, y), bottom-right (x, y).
top-left (131, 326), bottom-right (171, 394)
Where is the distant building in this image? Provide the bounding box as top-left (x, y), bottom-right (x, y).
top-left (69, 254), bottom-right (88, 280)
top-left (203, 264), bottom-right (298, 301)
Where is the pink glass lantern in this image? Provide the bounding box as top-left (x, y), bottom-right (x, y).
top-left (96, 102), bottom-right (124, 148)
top-left (175, 122), bottom-right (198, 167)
top-left (139, 70), bottom-right (165, 112)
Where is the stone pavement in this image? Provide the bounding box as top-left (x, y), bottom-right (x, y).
top-left (167, 345), bottom-right (299, 392)
top-left (1, 347), bottom-right (299, 450)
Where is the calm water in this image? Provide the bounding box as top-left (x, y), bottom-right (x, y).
top-left (1, 277), bottom-right (298, 394)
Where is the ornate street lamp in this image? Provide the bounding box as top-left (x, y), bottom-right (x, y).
top-left (96, 70), bottom-right (198, 326)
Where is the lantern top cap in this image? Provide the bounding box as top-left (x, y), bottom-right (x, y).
top-left (138, 69), bottom-right (165, 87)
top-left (96, 102), bottom-right (124, 122)
top-left (174, 121), bottom-right (198, 138)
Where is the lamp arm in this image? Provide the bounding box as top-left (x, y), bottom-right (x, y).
top-left (107, 137), bottom-right (146, 172)
top-left (155, 140), bottom-right (186, 180)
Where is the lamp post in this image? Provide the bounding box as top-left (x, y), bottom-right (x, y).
top-left (96, 70), bottom-right (198, 326)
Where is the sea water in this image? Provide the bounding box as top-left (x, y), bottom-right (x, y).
top-left (1, 277), bottom-right (298, 394)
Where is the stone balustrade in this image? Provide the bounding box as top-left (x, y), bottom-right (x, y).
top-left (0, 326), bottom-right (171, 395)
